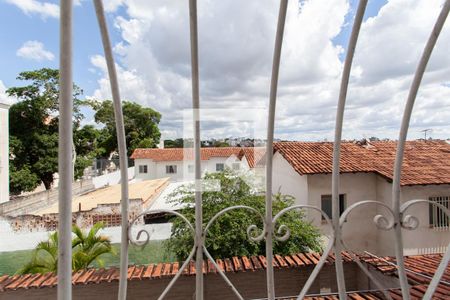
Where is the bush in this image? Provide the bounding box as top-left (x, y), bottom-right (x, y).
top-left (166, 170), bottom-right (322, 260)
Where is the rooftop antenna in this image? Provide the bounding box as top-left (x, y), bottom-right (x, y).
top-left (421, 128), bottom-right (432, 140)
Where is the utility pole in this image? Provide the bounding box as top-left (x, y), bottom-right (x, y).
top-left (421, 128), bottom-right (432, 140)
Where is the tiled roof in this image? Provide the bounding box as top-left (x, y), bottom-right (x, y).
top-left (241, 147), bottom-right (266, 168)
top-left (0, 252), bottom-right (352, 292)
top-left (274, 140), bottom-right (450, 186)
top-left (2, 251), bottom-right (448, 299)
top-left (130, 147), bottom-right (244, 161)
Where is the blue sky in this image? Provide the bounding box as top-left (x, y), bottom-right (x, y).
top-left (1, 0), bottom-right (448, 141)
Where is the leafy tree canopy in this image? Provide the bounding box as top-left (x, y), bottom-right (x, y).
top-left (165, 170), bottom-right (322, 260)
top-left (88, 100), bottom-right (161, 157)
top-left (7, 69), bottom-right (85, 192)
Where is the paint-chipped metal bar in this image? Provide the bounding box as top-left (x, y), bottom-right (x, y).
top-left (93, 1), bottom-right (130, 299)
top-left (265, 1), bottom-right (288, 299)
top-left (391, 1), bottom-right (450, 299)
top-left (57, 1), bottom-right (73, 299)
top-left (331, 1), bottom-right (367, 298)
top-left (188, 0), bottom-right (203, 299)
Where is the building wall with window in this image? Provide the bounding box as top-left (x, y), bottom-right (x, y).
top-left (375, 178), bottom-right (450, 255)
top-left (273, 154), bottom-right (449, 256)
top-left (134, 155), bottom-right (249, 182)
top-left (0, 103), bottom-right (9, 204)
top-left (306, 172), bottom-right (379, 253)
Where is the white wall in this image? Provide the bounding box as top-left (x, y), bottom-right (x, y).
top-left (273, 152), bottom-right (450, 256)
top-left (134, 155), bottom-right (248, 182)
top-left (0, 104), bottom-right (9, 204)
top-left (272, 152), bottom-right (308, 204)
top-left (307, 172), bottom-right (379, 253)
top-left (376, 178), bottom-right (450, 255)
top-left (92, 167), bottom-right (135, 188)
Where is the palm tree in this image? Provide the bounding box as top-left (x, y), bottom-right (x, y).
top-left (19, 231), bottom-right (59, 274)
top-left (71, 222), bottom-right (114, 270)
top-left (19, 222), bottom-right (115, 274)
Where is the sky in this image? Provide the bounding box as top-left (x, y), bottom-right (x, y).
top-left (0, 0), bottom-right (449, 141)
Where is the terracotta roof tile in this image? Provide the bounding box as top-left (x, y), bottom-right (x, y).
top-left (142, 265), bottom-right (154, 279)
top-left (2, 251), bottom-right (448, 300)
top-left (274, 140), bottom-right (450, 186)
top-left (131, 147), bottom-right (245, 161)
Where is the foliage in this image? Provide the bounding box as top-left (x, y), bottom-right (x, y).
top-left (88, 100), bottom-right (161, 157)
top-left (164, 138), bottom-right (185, 148)
top-left (7, 68), bottom-right (87, 192)
top-left (18, 223), bottom-right (114, 274)
top-left (9, 163), bottom-right (39, 195)
top-left (165, 170), bottom-right (322, 260)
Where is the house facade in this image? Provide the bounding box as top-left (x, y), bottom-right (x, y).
top-left (0, 103), bottom-right (9, 204)
top-left (131, 147), bottom-right (253, 181)
top-left (272, 140), bottom-right (450, 256)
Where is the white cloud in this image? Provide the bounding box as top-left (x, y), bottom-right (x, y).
top-left (4, 0), bottom-right (59, 19)
top-left (0, 80), bottom-right (16, 105)
top-left (90, 0), bottom-right (450, 140)
top-left (16, 40), bottom-right (55, 61)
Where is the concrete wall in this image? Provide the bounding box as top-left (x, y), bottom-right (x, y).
top-left (273, 154), bottom-right (450, 255)
top-left (0, 103), bottom-right (9, 204)
top-left (0, 262), bottom-right (367, 300)
top-left (376, 178), bottom-right (450, 255)
top-left (0, 180), bottom-right (95, 217)
top-left (272, 152), bottom-right (308, 204)
top-left (92, 167), bottom-right (135, 188)
top-left (307, 172), bottom-right (379, 253)
top-left (134, 155), bottom-right (249, 182)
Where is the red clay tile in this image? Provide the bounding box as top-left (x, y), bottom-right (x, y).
top-left (274, 140), bottom-right (450, 186)
top-left (232, 257), bottom-right (242, 271)
top-left (171, 262), bottom-right (179, 276)
top-left (250, 256), bottom-right (262, 269)
top-left (142, 265), bottom-right (154, 279)
top-left (224, 258), bottom-right (233, 272)
top-left (153, 263), bottom-right (164, 278)
top-left (241, 256), bottom-right (253, 271)
top-left (161, 264), bottom-right (172, 277)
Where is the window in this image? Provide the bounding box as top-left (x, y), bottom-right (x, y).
top-left (232, 163), bottom-right (240, 170)
top-left (321, 194), bottom-right (346, 220)
top-left (188, 164), bottom-right (194, 173)
top-left (138, 165), bottom-right (148, 174)
top-left (429, 196), bottom-right (449, 228)
top-left (166, 165), bottom-right (177, 174)
top-left (216, 163), bottom-right (224, 171)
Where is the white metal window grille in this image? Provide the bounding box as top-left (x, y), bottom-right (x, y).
top-left (429, 196), bottom-right (450, 230)
top-left (55, 1), bottom-right (450, 300)
top-left (232, 163), bottom-right (240, 171)
top-left (166, 165), bottom-right (177, 174)
top-left (216, 163), bottom-right (225, 172)
top-left (138, 165), bottom-right (148, 174)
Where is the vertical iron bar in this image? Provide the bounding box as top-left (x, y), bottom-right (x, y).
top-left (265, 1), bottom-right (288, 299)
top-left (392, 2), bottom-right (450, 298)
top-left (93, 1), bottom-right (130, 299)
top-left (58, 1), bottom-right (73, 299)
top-left (188, 0), bottom-right (203, 299)
top-left (331, 1), bottom-right (367, 298)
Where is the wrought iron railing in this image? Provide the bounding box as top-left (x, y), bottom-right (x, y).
top-left (56, 0), bottom-right (450, 299)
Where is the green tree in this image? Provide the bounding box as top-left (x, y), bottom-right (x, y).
top-left (88, 100), bottom-right (161, 157)
top-left (166, 170), bottom-right (322, 260)
top-left (7, 68), bottom-right (85, 192)
top-left (19, 223), bottom-right (114, 274)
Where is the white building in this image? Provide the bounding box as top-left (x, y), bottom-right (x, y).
top-left (272, 140), bottom-right (450, 256)
top-left (131, 147), bottom-right (254, 181)
top-left (0, 102), bottom-right (9, 204)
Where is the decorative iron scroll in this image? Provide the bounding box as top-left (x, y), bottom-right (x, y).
top-left (77, 0), bottom-right (450, 300)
